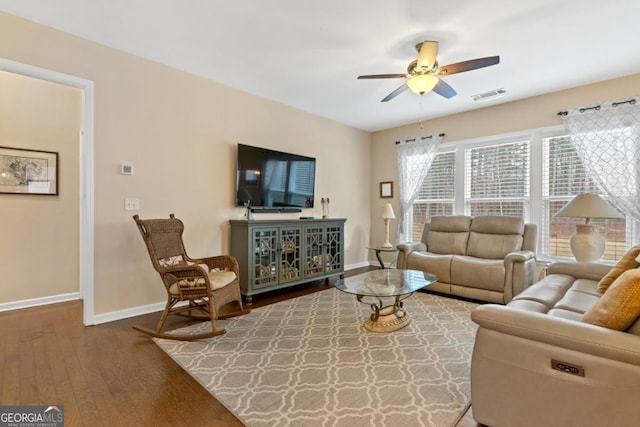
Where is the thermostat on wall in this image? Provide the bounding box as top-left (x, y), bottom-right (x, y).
top-left (121, 164), bottom-right (133, 175)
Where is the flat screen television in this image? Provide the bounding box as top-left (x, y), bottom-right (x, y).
top-left (235, 143), bottom-right (316, 210)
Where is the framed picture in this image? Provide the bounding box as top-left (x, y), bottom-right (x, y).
top-left (380, 181), bottom-right (393, 198)
top-left (0, 146), bottom-right (59, 195)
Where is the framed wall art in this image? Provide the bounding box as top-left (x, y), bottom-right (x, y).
top-left (380, 181), bottom-right (393, 198)
top-left (0, 146), bottom-right (59, 195)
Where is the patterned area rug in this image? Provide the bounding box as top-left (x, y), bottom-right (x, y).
top-left (154, 289), bottom-right (478, 427)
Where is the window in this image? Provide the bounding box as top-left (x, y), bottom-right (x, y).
top-left (465, 140), bottom-right (529, 218)
top-left (543, 135), bottom-right (626, 261)
top-left (407, 130), bottom-right (634, 259)
top-left (411, 151), bottom-right (455, 240)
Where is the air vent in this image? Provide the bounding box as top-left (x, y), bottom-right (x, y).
top-left (472, 88), bottom-right (506, 102)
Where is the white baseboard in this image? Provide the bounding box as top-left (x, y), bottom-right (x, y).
top-left (4, 263), bottom-right (376, 324)
top-left (0, 292), bottom-right (81, 313)
top-left (92, 300), bottom-right (170, 325)
top-left (345, 261), bottom-right (372, 270)
top-left (92, 263), bottom-right (375, 324)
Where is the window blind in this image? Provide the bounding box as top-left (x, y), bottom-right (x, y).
top-left (465, 140), bottom-right (529, 217)
top-left (411, 151), bottom-right (455, 240)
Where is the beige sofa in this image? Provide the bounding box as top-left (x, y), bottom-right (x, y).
top-left (471, 261), bottom-right (640, 427)
top-left (396, 215), bottom-right (537, 303)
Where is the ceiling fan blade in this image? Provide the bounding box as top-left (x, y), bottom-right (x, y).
top-left (417, 41), bottom-right (439, 70)
top-left (438, 56), bottom-right (500, 76)
top-left (357, 74), bottom-right (407, 79)
top-left (381, 83), bottom-right (409, 102)
top-left (432, 79), bottom-right (457, 99)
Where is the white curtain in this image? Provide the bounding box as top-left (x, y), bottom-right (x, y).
top-left (561, 97), bottom-right (640, 222)
top-left (395, 134), bottom-right (442, 243)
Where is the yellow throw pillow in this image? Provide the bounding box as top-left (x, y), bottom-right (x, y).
top-left (583, 269), bottom-right (640, 330)
top-left (597, 245), bottom-right (640, 293)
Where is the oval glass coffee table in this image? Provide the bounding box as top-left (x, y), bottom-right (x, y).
top-left (335, 269), bottom-right (438, 333)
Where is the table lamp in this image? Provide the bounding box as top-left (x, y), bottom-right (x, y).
top-left (380, 203), bottom-right (396, 249)
top-left (554, 193), bottom-right (623, 262)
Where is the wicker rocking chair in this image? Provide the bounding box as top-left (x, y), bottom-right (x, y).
top-left (132, 214), bottom-right (249, 340)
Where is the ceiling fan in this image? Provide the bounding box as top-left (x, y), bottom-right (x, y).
top-left (358, 41), bottom-right (500, 102)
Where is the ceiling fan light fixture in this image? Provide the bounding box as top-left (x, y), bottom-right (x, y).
top-left (407, 74), bottom-right (439, 95)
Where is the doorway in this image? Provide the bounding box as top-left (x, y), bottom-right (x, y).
top-left (0, 58), bottom-right (95, 325)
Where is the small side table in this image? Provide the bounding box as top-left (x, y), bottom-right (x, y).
top-left (368, 246), bottom-right (399, 269)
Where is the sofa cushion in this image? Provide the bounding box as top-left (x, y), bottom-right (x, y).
top-left (547, 308), bottom-right (584, 322)
top-left (507, 299), bottom-right (550, 313)
top-left (426, 231), bottom-right (470, 255)
top-left (467, 232), bottom-right (523, 259)
top-left (450, 255), bottom-right (505, 292)
top-left (406, 252), bottom-right (453, 283)
top-left (509, 274), bottom-right (576, 312)
top-left (169, 270), bottom-right (237, 294)
top-left (554, 288), bottom-right (601, 314)
top-left (428, 215), bottom-right (473, 233)
top-left (466, 216), bottom-right (525, 259)
top-left (583, 268), bottom-right (640, 330)
top-left (597, 245), bottom-right (640, 292)
top-left (425, 216), bottom-right (472, 255)
top-left (470, 215), bottom-right (524, 235)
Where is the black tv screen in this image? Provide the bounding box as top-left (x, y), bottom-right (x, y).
top-left (235, 144), bottom-right (316, 209)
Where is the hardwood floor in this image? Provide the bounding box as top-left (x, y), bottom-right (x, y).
top-left (0, 267), bottom-right (482, 426)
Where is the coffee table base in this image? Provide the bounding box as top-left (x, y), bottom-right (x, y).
top-left (357, 295), bottom-right (412, 333)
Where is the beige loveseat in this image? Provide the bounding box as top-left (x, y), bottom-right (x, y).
top-left (396, 215), bottom-right (537, 303)
top-left (471, 261), bottom-right (640, 427)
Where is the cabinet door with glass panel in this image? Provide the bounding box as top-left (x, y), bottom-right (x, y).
top-left (279, 226), bottom-right (302, 283)
top-left (250, 225), bottom-right (302, 288)
top-left (250, 227), bottom-right (280, 289)
top-left (303, 222), bottom-right (344, 279)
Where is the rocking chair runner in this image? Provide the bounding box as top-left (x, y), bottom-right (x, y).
top-left (132, 214), bottom-right (249, 340)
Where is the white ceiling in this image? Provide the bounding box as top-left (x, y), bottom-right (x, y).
top-left (1, 0), bottom-right (639, 132)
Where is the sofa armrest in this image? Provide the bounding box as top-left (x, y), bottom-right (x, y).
top-left (504, 250), bottom-right (535, 264)
top-left (547, 261), bottom-right (612, 281)
top-left (503, 250), bottom-right (536, 302)
top-left (396, 242), bottom-right (426, 269)
top-left (471, 304), bottom-right (640, 366)
top-left (397, 241), bottom-right (426, 253)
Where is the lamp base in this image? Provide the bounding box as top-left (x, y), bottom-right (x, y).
top-left (570, 224), bottom-right (605, 262)
top-left (380, 218), bottom-right (393, 249)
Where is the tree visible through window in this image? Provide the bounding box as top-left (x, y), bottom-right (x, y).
top-left (465, 140), bottom-right (529, 218)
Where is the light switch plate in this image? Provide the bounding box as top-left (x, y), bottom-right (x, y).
top-left (124, 197), bottom-right (140, 211)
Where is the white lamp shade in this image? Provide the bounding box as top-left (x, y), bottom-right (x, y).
top-left (407, 74), bottom-right (439, 95)
top-left (554, 193), bottom-right (622, 221)
top-left (380, 203), bottom-right (396, 219)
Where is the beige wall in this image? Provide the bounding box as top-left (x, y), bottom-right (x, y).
top-left (0, 70), bottom-right (82, 303)
top-left (370, 73), bottom-right (640, 253)
top-left (3, 9), bottom-right (637, 316)
top-left (0, 12), bottom-right (371, 316)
